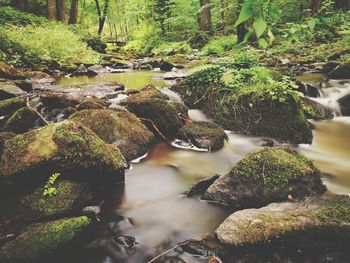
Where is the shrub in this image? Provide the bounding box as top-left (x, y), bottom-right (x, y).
top-left (0, 6), bottom-right (45, 26)
top-left (152, 41), bottom-right (193, 56)
top-left (202, 35), bottom-right (237, 56)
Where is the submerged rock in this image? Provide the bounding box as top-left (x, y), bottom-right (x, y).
top-left (337, 94), bottom-right (350, 116)
top-left (216, 194), bottom-right (350, 246)
top-left (177, 121), bottom-right (227, 151)
top-left (0, 121), bottom-right (125, 187)
top-left (2, 107), bottom-right (38, 134)
top-left (328, 62), bottom-right (350, 79)
top-left (70, 109), bottom-right (154, 161)
top-left (204, 148), bottom-right (326, 208)
top-left (121, 86), bottom-right (184, 138)
top-left (0, 216), bottom-right (91, 263)
top-left (301, 97), bottom-right (334, 120)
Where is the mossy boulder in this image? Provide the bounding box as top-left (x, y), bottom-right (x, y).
top-left (0, 132), bottom-right (16, 155)
top-left (177, 121), bottom-right (228, 151)
top-left (2, 107), bottom-right (38, 134)
top-left (328, 62), bottom-right (350, 79)
top-left (70, 109), bottom-right (154, 161)
top-left (204, 148), bottom-right (326, 208)
top-left (301, 97), bottom-right (334, 120)
top-left (0, 82), bottom-right (27, 100)
top-left (0, 121), bottom-right (125, 188)
top-left (172, 83), bottom-right (313, 144)
top-left (215, 194), bottom-right (350, 246)
top-left (0, 97), bottom-right (26, 116)
top-left (0, 216), bottom-right (91, 263)
top-left (338, 94), bottom-right (350, 116)
top-left (0, 180), bottom-right (93, 228)
top-left (121, 86), bottom-right (184, 138)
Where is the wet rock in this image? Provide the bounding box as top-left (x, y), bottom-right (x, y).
top-left (0, 121), bottom-right (125, 188)
top-left (0, 61), bottom-right (24, 80)
top-left (177, 121), bottom-right (227, 151)
top-left (337, 94), bottom-right (350, 116)
top-left (163, 70), bottom-right (187, 80)
top-left (296, 80), bottom-right (320, 98)
top-left (172, 83), bottom-right (313, 145)
top-left (88, 65), bottom-right (108, 75)
top-left (301, 97), bottom-right (334, 120)
top-left (328, 62), bottom-right (350, 79)
top-left (0, 82), bottom-right (27, 100)
top-left (25, 71), bottom-right (55, 87)
top-left (72, 64), bottom-right (98, 77)
top-left (160, 61), bottom-right (175, 72)
top-left (185, 175), bottom-right (220, 197)
top-left (0, 180), bottom-right (93, 226)
top-left (323, 61), bottom-right (340, 73)
top-left (204, 148), bottom-right (326, 208)
top-left (121, 86), bottom-right (184, 138)
top-left (2, 107), bottom-right (38, 134)
top-left (69, 109), bottom-right (154, 161)
top-left (0, 216), bottom-right (91, 263)
top-left (0, 97), bottom-right (26, 116)
top-left (215, 194), bottom-right (350, 246)
top-left (140, 64), bottom-right (153, 70)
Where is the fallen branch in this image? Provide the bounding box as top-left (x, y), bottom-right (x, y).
top-left (146, 240), bottom-right (190, 263)
top-left (139, 117), bottom-right (167, 141)
top-left (0, 234), bottom-right (15, 241)
top-left (26, 97), bottom-right (49, 125)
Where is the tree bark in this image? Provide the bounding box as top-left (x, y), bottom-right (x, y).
top-left (69, 0), bottom-right (78, 24)
top-left (236, 0), bottom-right (247, 43)
top-left (97, 0), bottom-right (109, 35)
top-left (199, 0), bottom-right (212, 33)
top-left (56, 0), bottom-right (67, 22)
top-left (46, 0), bottom-right (55, 20)
top-left (308, 0), bottom-right (322, 14)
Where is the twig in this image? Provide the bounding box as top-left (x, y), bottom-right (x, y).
top-left (146, 240), bottom-right (190, 263)
top-left (139, 117), bottom-right (167, 141)
top-left (0, 234), bottom-right (15, 240)
top-left (26, 97), bottom-right (49, 125)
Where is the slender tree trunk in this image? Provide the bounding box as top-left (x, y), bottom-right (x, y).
top-left (98, 0), bottom-right (109, 35)
top-left (46, 0), bottom-right (55, 20)
top-left (199, 0), bottom-right (212, 32)
top-left (56, 0), bottom-right (67, 22)
top-left (220, 0), bottom-right (226, 34)
top-left (14, 0), bottom-right (25, 10)
top-left (308, 0), bottom-right (322, 14)
top-left (236, 0), bottom-right (247, 43)
top-left (69, 0), bottom-right (78, 24)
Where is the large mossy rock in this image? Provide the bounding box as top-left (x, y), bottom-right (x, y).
top-left (121, 86), bottom-right (184, 138)
top-left (327, 62), bottom-right (350, 79)
top-left (338, 94), bottom-right (350, 116)
top-left (301, 97), bottom-right (334, 120)
top-left (0, 132), bottom-right (16, 155)
top-left (0, 121), bottom-right (125, 187)
top-left (172, 83), bottom-right (313, 144)
top-left (177, 121), bottom-right (228, 151)
top-left (2, 107), bottom-right (38, 134)
top-left (204, 148), bottom-right (326, 208)
top-left (215, 194), bottom-right (350, 246)
top-left (0, 216), bottom-right (91, 263)
top-left (70, 109), bottom-right (154, 161)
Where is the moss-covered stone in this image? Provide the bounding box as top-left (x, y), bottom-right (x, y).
top-left (0, 131), bottom-right (16, 155)
top-left (70, 109), bottom-right (154, 161)
top-left (0, 121), bottom-right (125, 187)
top-left (301, 97), bottom-right (334, 120)
top-left (2, 107), bottom-right (37, 134)
top-left (0, 216), bottom-right (91, 262)
top-left (177, 121), bottom-right (227, 151)
top-left (0, 61), bottom-right (24, 80)
top-left (0, 180), bottom-right (93, 228)
top-left (121, 86), bottom-right (184, 138)
top-left (204, 148), bottom-right (326, 208)
top-left (0, 97), bottom-right (26, 116)
top-left (215, 194), bottom-right (350, 246)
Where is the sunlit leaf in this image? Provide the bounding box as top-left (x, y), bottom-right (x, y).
top-left (234, 1), bottom-right (253, 27)
top-left (253, 18), bottom-right (267, 38)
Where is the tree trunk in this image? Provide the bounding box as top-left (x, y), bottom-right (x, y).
top-left (69, 0), bottom-right (78, 24)
top-left (46, 0), bottom-right (55, 20)
top-left (97, 0), bottom-right (109, 35)
top-left (236, 0), bottom-right (247, 43)
top-left (14, 0), bottom-right (25, 10)
top-left (308, 0), bottom-right (322, 14)
top-left (56, 0), bottom-right (67, 22)
top-left (199, 0), bottom-right (212, 32)
top-left (335, 0), bottom-right (350, 9)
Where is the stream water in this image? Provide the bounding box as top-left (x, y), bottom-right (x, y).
top-left (50, 71), bottom-right (350, 262)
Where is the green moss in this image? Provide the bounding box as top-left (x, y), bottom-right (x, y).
top-left (20, 180), bottom-right (91, 217)
top-left (0, 216), bottom-right (91, 262)
top-left (0, 97), bottom-right (26, 115)
top-left (2, 107), bottom-right (36, 134)
top-left (232, 148), bottom-right (316, 189)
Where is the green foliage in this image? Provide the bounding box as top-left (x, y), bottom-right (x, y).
top-left (202, 35), bottom-right (237, 56)
top-left (152, 41), bottom-right (193, 56)
top-left (43, 173), bottom-right (61, 198)
top-left (0, 6), bottom-right (45, 26)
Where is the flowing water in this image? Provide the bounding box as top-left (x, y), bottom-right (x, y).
top-left (47, 70), bottom-right (350, 262)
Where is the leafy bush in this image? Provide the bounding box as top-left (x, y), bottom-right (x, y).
top-left (152, 41), bottom-right (193, 56)
top-left (202, 35), bottom-right (237, 56)
top-left (0, 6), bottom-right (45, 26)
top-left (0, 23), bottom-right (100, 68)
